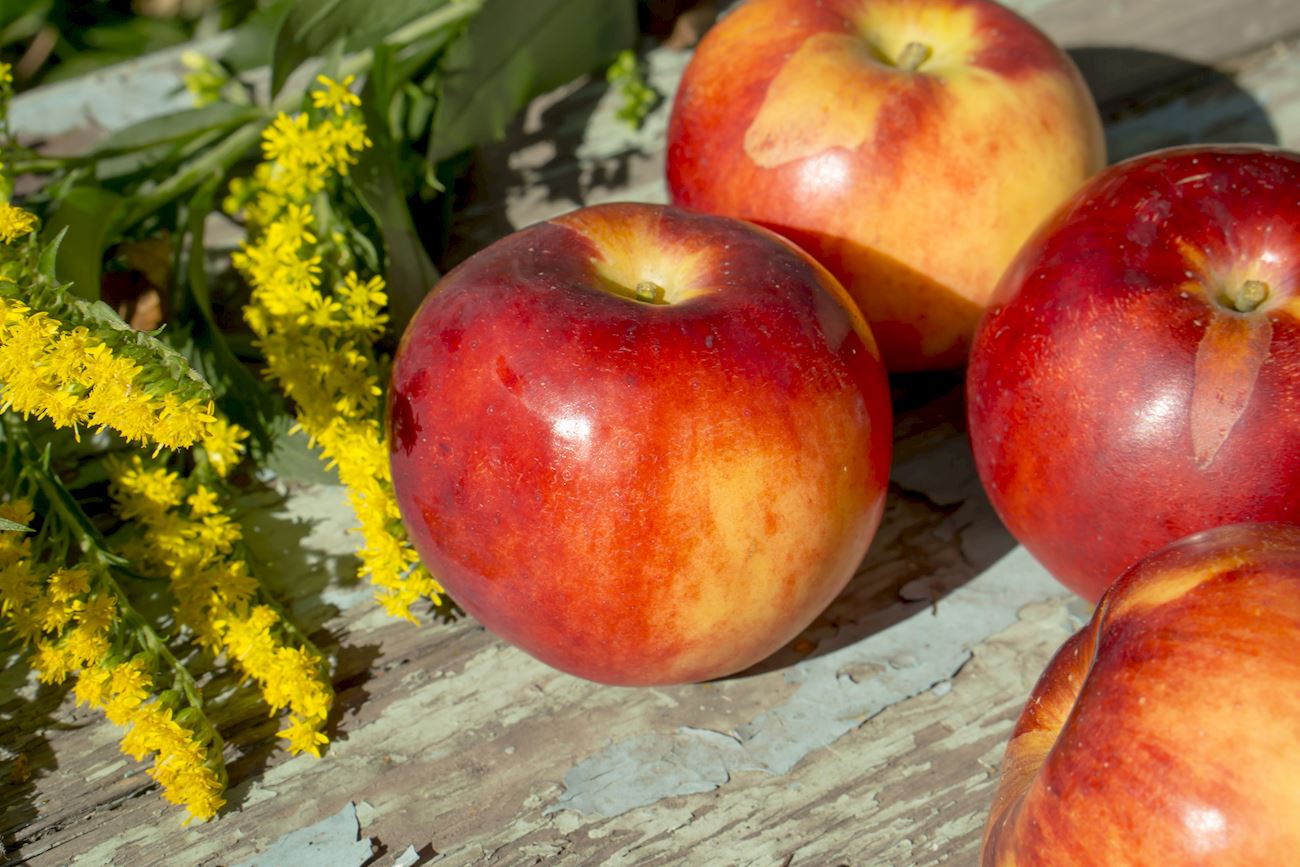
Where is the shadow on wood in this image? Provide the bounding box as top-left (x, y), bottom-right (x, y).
top-left (736, 374), bottom-right (1017, 679)
top-left (1069, 46), bottom-right (1279, 161)
top-left (0, 666), bottom-right (68, 863)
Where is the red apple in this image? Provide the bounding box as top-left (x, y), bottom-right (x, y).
top-left (666, 0), bottom-right (1104, 372)
top-left (982, 522), bottom-right (1300, 865)
top-left (387, 203), bottom-right (892, 685)
top-left (967, 145), bottom-right (1300, 602)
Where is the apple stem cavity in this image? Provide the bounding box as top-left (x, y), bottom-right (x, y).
top-left (1223, 279), bottom-right (1270, 313)
top-left (635, 280), bottom-right (667, 304)
top-left (895, 41), bottom-right (932, 73)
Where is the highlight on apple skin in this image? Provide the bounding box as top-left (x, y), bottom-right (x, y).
top-left (386, 203), bottom-right (893, 686)
top-left (666, 0), bottom-right (1104, 372)
top-left (981, 522), bottom-right (1300, 867)
top-left (968, 145), bottom-right (1300, 602)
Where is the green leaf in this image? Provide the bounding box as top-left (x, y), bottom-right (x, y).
top-left (93, 124), bottom-right (231, 183)
top-left (39, 187), bottom-right (125, 302)
top-left (0, 516), bottom-right (32, 533)
top-left (0, 0), bottom-right (48, 35)
top-left (36, 227), bottom-right (66, 281)
top-left (270, 0), bottom-right (451, 95)
top-left (90, 103), bottom-right (262, 158)
top-left (216, 1), bottom-right (293, 74)
top-left (181, 178), bottom-right (223, 324)
top-left (353, 45), bottom-right (440, 337)
top-left (429, 0), bottom-right (637, 163)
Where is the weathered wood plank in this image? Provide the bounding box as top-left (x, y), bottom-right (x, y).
top-left (4, 4), bottom-right (1300, 866)
top-left (1023, 0), bottom-right (1300, 106)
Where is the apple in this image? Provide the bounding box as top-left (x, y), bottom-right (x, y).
top-left (967, 145), bottom-right (1300, 602)
top-left (982, 522), bottom-right (1300, 865)
top-left (387, 202), bottom-right (893, 685)
top-left (665, 0), bottom-right (1105, 372)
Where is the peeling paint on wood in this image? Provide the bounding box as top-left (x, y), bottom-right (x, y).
top-left (3, 2), bottom-right (1299, 865)
top-left (232, 802), bottom-right (373, 867)
top-left (548, 547), bottom-right (1069, 820)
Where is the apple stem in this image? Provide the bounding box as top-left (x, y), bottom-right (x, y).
top-left (635, 281), bottom-right (666, 304)
top-left (896, 41), bottom-right (932, 73)
top-left (1224, 279), bottom-right (1270, 313)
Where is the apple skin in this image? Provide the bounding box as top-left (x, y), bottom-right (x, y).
top-left (982, 522), bottom-right (1300, 866)
top-left (665, 0), bottom-right (1104, 372)
top-left (967, 146), bottom-right (1300, 602)
top-left (387, 203), bottom-right (892, 686)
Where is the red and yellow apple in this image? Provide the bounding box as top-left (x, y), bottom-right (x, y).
top-left (665, 0), bottom-right (1105, 371)
top-left (387, 203), bottom-right (893, 685)
top-left (982, 522), bottom-right (1300, 866)
top-left (968, 146), bottom-right (1300, 602)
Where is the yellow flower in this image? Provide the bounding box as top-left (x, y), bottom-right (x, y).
top-left (33, 642), bottom-right (76, 683)
top-left (316, 119), bottom-right (370, 175)
top-left (310, 75), bottom-right (362, 116)
top-left (0, 203), bottom-right (37, 244)
top-left (180, 51), bottom-right (226, 108)
top-left (35, 594), bottom-right (80, 633)
top-left (233, 85), bottom-right (440, 622)
top-left (63, 624), bottom-right (111, 668)
top-left (339, 272), bottom-right (389, 336)
top-left (109, 658), bottom-right (153, 706)
top-left (200, 417), bottom-right (248, 478)
top-left (261, 112), bottom-right (313, 167)
top-left (186, 485), bottom-right (220, 517)
top-left (78, 593), bottom-right (117, 634)
top-left (277, 714), bottom-right (328, 758)
top-left (49, 566), bottom-right (91, 602)
top-left (74, 665), bottom-right (113, 709)
top-left (119, 701), bottom-right (226, 822)
top-left (0, 301), bottom-right (218, 451)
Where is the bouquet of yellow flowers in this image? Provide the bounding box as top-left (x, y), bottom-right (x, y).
top-left (0, 0), bottom-right (641, 823)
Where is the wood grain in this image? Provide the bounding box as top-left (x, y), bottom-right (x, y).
top-left (3, 2), bottom-right (1300, 865)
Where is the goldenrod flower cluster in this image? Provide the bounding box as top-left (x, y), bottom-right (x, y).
top-left (76, 659), bottom-right (227, 822)
top-left (0, 295), bottom-right (219, 448)
top-left (0, 201), bottom-right (35, 243)
top-left (0, 501), bottom-right (226, 821)
top-left (109, 456), bottom-right (333, 757)
top-left (230, 76), bottom-right (441, 621)
top-left (0, 209), bottom-right (225, 451)
top-left (0, 500), bottom-right (111, 669)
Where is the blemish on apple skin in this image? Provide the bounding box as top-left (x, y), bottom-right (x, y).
top-left (390, 389), bottom-right (423, 457)
top-left (440, 327), bottom-right (463, 353)
top-left (496, 356), bottom-right (522, 393)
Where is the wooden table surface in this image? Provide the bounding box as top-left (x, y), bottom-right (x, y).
top-left (4, 1), bottom-right (1300, 864)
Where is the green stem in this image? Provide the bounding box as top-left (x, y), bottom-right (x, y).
top-left (9, 157), bottom-right (70, 175)
top-left (896, 41), bottom-right (932, 72)
top-left (1223, 279), bottom-right (1270, 313)
top-left (119, 118), bottom-right (267, 228)
top-left (380, 0), bottom-right (485, 55)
